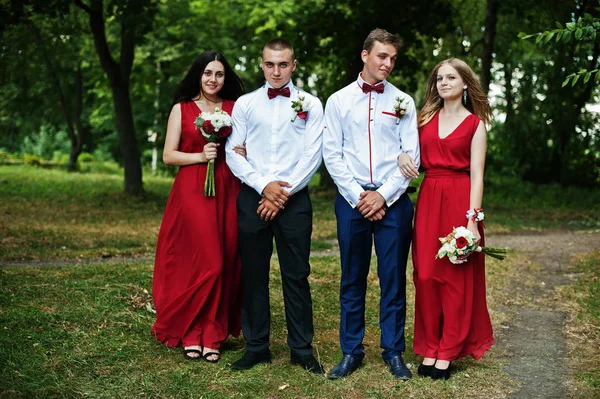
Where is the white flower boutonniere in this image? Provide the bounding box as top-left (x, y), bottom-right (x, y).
top-left (291, 96), bottom-right (308, 122)
top-left (394, 96), bottom-right (409, 125)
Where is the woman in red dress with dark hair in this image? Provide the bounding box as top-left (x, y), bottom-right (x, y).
top-left (399, 58), bottom-right (494, 380)
top-left (152, 51), bottom-right (245, 362)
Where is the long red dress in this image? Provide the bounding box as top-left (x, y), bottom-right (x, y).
top-left (151, 100), bottom-right (241, 350)
top-left (412, 110), bottom-right (494, 361)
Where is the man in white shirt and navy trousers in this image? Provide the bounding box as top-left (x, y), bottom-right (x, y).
top-left (226, 38), bottom-right (325, 374)
top-left (323, 28), bottom-right (420, 380)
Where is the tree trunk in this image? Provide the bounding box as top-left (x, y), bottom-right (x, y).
top-left (70, 65), bottom-right (87, 171)
top-left (112, 80), bottom-right (143, 194)
top-left (481, 0), bottom-right (499, 94)
top-left (32, 22), bottom-right (81, 171)
top-left (503, 63), bottom-right (514, 125)
top-left (75, 0), bottom-right (144, 195)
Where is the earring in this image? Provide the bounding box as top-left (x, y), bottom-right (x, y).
top-left (462, 88), bottom-right (468, 105)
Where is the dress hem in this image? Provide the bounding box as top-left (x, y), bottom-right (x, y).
top-left (414, 336), bottom-right (495, 361)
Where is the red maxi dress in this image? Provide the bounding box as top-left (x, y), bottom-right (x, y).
top-left (412, 110), bottom-right (494, 361)
top-left (152, 100), bottom-right (241, 350)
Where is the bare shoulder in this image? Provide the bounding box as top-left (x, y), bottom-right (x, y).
top-left (170, 102), bottom-right (182, 115)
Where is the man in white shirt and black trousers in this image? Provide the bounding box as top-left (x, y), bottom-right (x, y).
top-left (226, 38), bottom-right (325, 374)
top-left (323, 28), bottom-right (420, 380)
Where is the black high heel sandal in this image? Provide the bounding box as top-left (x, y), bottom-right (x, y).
top-left (183, 348), bottom-right (202, 361)
top-left (417, 363), bottom-right (435, 377)
top-left (431, 362), bottom-right (452, 380)
top-left (202, 351), bottom-right (221, 363)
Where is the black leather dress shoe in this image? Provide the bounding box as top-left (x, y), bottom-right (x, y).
top-left (230, 350), bottom-right (271, 370)
top-left (290, 354), bottom-right (325, 374)
top-left (384, 355), bottom-right (412, 380)
top-left (431, 362), bottom-right (452, 380)
top-left (327, 354), bottom-right (363, 379)
top-left (417, 363), bottom-right (435, 377)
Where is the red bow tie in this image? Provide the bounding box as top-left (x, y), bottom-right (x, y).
top-left (267, 87), bottom-right (291, 99)
top-left (362, 82), bottom-right (384, 94)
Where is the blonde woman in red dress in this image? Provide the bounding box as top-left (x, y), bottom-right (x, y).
top-left (152, 51), bottom-right (245, 363)
top-left (398, 58), bottom-right (494, 380)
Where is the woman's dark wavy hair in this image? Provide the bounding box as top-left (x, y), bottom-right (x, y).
top-left (172, 51), bottom-right (244, 106)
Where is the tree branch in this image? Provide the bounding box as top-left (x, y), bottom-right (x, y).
top-left (575, 40), bottom-right (600, 110)
top-left (120, 16), bottom-right (136, 80)
top-left (31, 22), bottom-right (75, 142)
top-left (73, 0), bottom-right (92, 14)
top-left (80, 0), bottom-right (119, 84)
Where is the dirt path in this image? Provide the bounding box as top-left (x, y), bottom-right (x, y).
top-left (487, 230), bottom-right (600, 399)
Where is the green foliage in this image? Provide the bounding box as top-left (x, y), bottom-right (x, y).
top-left (23, 154), bottom-right (42, 166)
top-left (491, 0), bottom-right (600, 188)
top-left (520, 5), bottom-right (600, 87)
top-left (78, 152), bottom-right (94, 163)
top-left (2, 0), bottom-right (600, 188)
top-left (20, 126), bottom-right (70, 161)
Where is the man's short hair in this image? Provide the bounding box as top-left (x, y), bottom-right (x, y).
top-left (263, 38), bottom-right (295, 59)
top-left (363, 28), bottom-right (401, 52)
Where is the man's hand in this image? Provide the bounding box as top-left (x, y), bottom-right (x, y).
top-left (262, 181), bottom-right (291, 209)
top-left (367, 207), bottom-right (386, 222)
top-left (257, 197), bottom-right (281, 221)
top-left (357, 191), bottom-right (386, 220)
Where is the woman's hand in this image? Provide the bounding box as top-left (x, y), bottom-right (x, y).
top-left (203, 142), bottom-right (219, 162)
top-left (467, 220), bottom-right (481, 246)
top-left (233, 142), bottom-right (247, 158)
top-left (398, 152), bottom-right (419, 178)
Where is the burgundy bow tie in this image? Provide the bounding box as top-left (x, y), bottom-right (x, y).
top-left (362, 82), bottom-right (384, 94)
top-left (267, 86), bottom-right (291, 99)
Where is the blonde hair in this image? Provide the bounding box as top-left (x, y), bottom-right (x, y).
top-left (417, 58), bottom-right (492, 128)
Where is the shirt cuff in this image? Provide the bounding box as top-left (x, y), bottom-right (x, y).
top-left (346, 185), bottom-right (363, 208)
top-left (377, 184), bottom-right (402, 207)
top-left (253, 177), bottom-right (273, 196)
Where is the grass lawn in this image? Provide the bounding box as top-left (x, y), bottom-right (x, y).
top-left (1, 164), bottom-right (599, 397)
top-left (1, 257), bottom-right (515, 398)
top-left (562, 251), bottom-right (600, 397)
top-left (2, 165), bottom-right (599, 262)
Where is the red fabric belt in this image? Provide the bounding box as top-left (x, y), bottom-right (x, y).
top-left (424, 168), bottom-right (469, 178)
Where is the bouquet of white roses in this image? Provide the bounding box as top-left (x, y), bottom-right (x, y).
top-left (195, 108), bottom-right (233, 196)
top-left (436, 226), bottom-right (507, 265)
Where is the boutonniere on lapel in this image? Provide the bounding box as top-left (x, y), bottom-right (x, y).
top-left (291, 96), bottom-right (308, 122)
top-left (393, 96), bottom-right (409, 125)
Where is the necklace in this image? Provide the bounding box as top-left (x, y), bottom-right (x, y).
top-left (194, 95), bottom-right (221, 104)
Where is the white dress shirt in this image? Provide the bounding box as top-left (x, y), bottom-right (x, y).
top-left (323, 74), bottom-right (420, 208)
top-left (226, 81), bottom-right (324, 196)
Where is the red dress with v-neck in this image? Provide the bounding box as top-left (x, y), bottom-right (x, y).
top-left (412, 110), bottom-right (494, 361)
top-left (151, 100), bottom-right (241, 350)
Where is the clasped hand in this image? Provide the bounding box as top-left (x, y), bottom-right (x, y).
top-left (257, 181), bottom-right (292, 221)
top-left (357, 191), bottom-right (386, 221)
